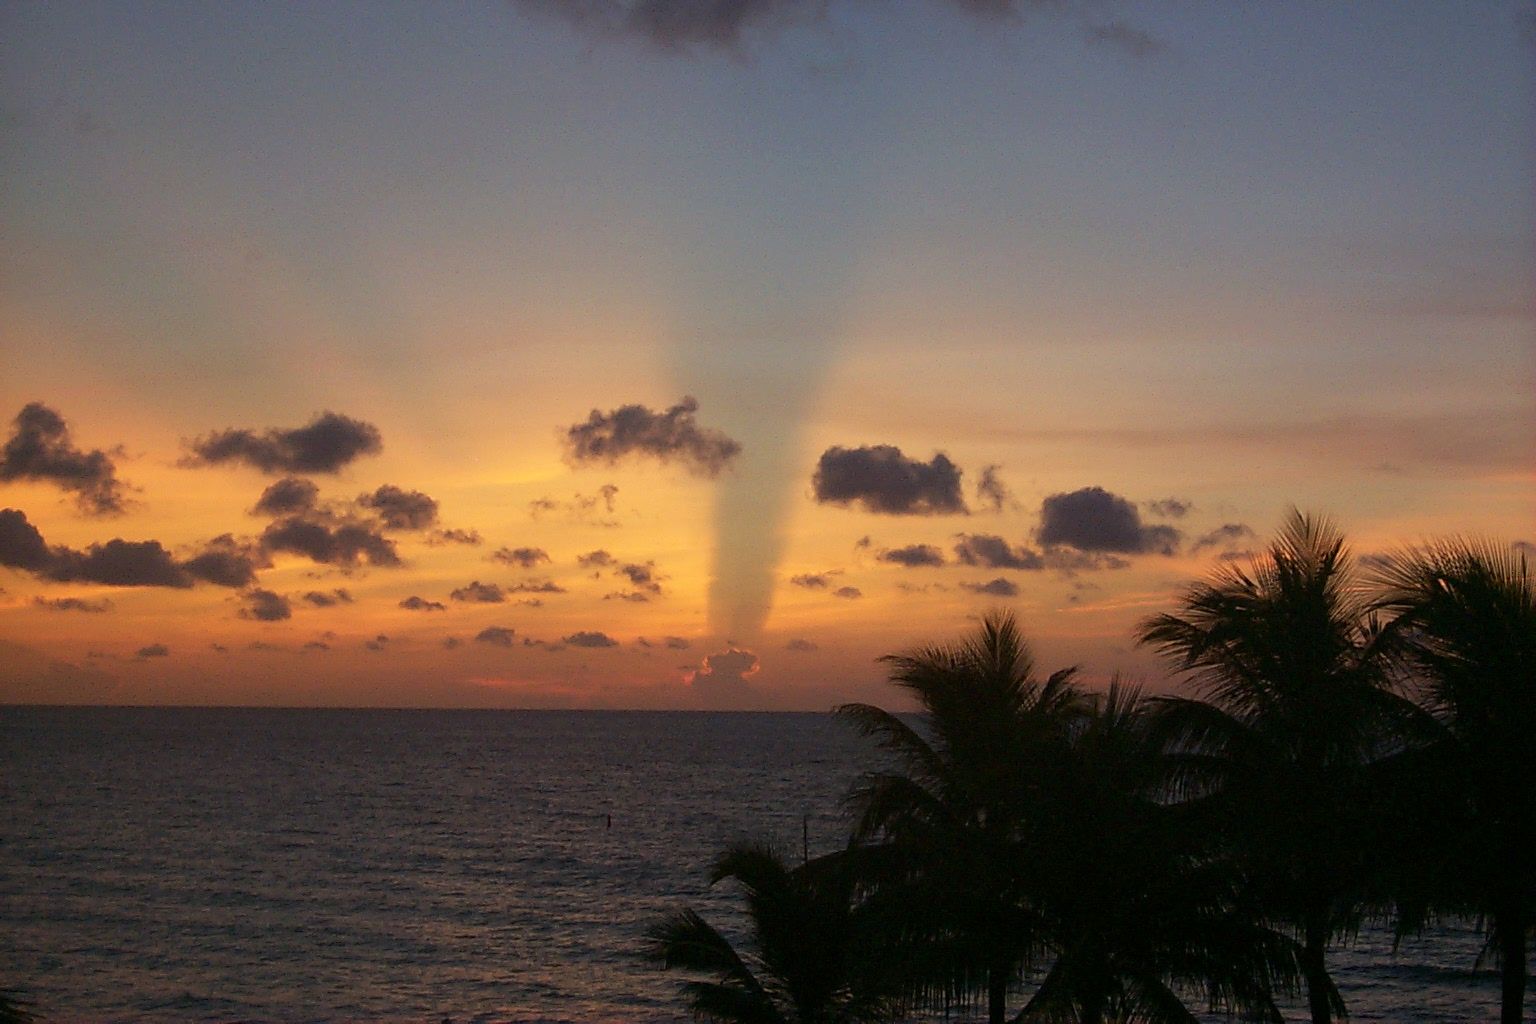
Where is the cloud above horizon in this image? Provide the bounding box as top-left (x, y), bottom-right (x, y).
top-left (813, 445), bottom-right (966, 516)
top-left (0, 403), bottom-right (129, 516)
top-left (183, 412), bottom-right (383, 475)
top-left (1037, 486), bottom-right (1181, 555)
top-left (357, 485), bottom-right (439, 530)
top-left (563, 397), bottom-right (740, 478)
top-left (0, 508), bottom-right (263, 588)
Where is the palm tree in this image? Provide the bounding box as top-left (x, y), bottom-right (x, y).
top-left (837, 611), bottom-right (1084, 1024)
top-left (1017, 682), bottom-right (1300, 1024)
top-left (1368, 539), bottom-right (1535, 1024)
top-left (646, 841), bottom-right (896, 1024)
top-left (1136, 510), bottom-right (1406, 1024)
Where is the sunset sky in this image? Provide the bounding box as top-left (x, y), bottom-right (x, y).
top-left (2, 1), bottom-right (1532, 709)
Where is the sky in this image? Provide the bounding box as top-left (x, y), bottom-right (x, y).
top-left (1, 0), bottom-right (1532, 710)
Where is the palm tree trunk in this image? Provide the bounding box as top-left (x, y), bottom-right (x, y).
top-left (1497, 910), bottom-right (1527, 1024)
top-left (987, 960), bottom-right (1008, 1024)
top-left (1303, 921), bottom-right (1333, 1024)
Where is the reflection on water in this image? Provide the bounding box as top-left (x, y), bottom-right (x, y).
top-left (0, 707), bottom-right (1517, 1022)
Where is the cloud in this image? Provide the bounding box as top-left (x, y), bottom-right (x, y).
top-left (0, 508), bottom-right (54, 570)
top-left (183, 411), bottom-right (383, 475)
top-left (34, 596), bottom-right (113, 613)
top-left (1085, 19), bottom-right (1164, 57)
top-left (578, 549), bottom-right (616, 568)
top-left (303, 640), bottom-right (331, 652)
top-left (1144, 498), bottom-right (1193, 519)
top-left (400, 595), bottom-right (447, 611)
top-left (789, 571), bottom-right (838, 589)
top-left (492, 546), bottom-right (551, 568)
top-left (2, 509), bottom-right (258, 588)
top-left (974, 465), bottom-right (1017, 513)
top-left (426, 528), bottom-right (483, 546)
top-left (301, 588), bottom-right (353, 607)
top-left (239, 588), bottom-right (292, 621)
top-left (564, 630), bottom-right (620, 648)
top-left (181, 535), bottom-right (264, 588)
top-left (252, 477), bottom-right (319, 517)
top-left (641, 635), bottom-right (692, 650)
top-left (688, 647), bottom-right (761, 694)
top-left (530, 485), bottom-right (620, 525)
top-left (451, 580), bottom-right (506, 603)
top-left (785, 638), bottom-right (818, 652)
top-left (953, 534), bottom-right (1044, 570)
top-left (563, 397), bottom-right (740, 478)
top-left (136, 643), bottom-right (169, 658)
top-left (878, 544), bottom-right (947, 568)
top-left (616, 562), bottom-right (662, 594)
top-left (475, 626), bottom-right (517, 647)
top-left (1037, 487), bottom-right (1181, 555)
top-left (365, 634), bottom-right (390, 651)
top-left (1192, 523), bottom-right (1256, 553)
top-left (357, 485), bottom-right (439, 530)
top-left (442, 636), bottom-right (463, 649)
top-left (0, 403), bottom-right (128, 515)
top-left (960, 577), bottom-right (1019, 597)
top-left (520, 0), bottom-right (1156, 56)
top-left (261, 516), bottom-right (400, 567)
top-left (509, 580), bottom-right (567, 594)
top-left (813, 445), bottom-right (966, 515)
top-left (833, 585), bottom-right (862, 599)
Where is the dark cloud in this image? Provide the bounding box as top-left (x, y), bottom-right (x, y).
top-left (509, 580), bottom-right (567, 594)
top-left (563, 397), bottom-right (740, 478)
top-left (49, 539), bottom-right (191, 588)
top-left (303, 640), bottom-right (331, 652)
top-left (0, 402), bottom-right (128, 515)
top-left (181, 535), bottom-right (264, 588)
top-left (365, 634), bottom-right (390, 651)
top-left (475, 626), bottom-right (516, 647)
top-left (789, 571), bottom-right (838, 589)
top-left (638, 635), bottom-right (692, 650)
top-left (1192, 523), bottom-right (1256, 553)
top-left (34, 596), bottom-right (113, 613)
top-left (953, 534), bottom-right (1045, 571)
top-left (239, 589), bottom-right (292, 622)
top-left (426, 528), bottom-right (483, 546)
top-left (616, 562), bottom-right (662, 594)
top-left (578, 549), bottom-right (616, 568)
top-left (302, 588), bottom-right (353, 607)
top-left (1037, 487), bottom-right (1181, 555)
top-left (974, 465), bottom-right (1017, 513)
top-left (688, 648), bottom-right (761, 702)
top-left (960, 577), bottom-right (1020, 597)
top-left (2, 509), bottom-right (257, 588)
top-left (400, 595), bottom-right (447, 612)
top-left (530, 485), bottom-right (620, 525)
top-left (183, 411), bottom-right (383, 475)
top-left (606, 591), bottom-right (650, 603)
top-left (522, 0), bottom-right (1148, 56)
top-left (813, 445), bottom-right (966, 515)
top-left (1144, 498), bottom-right (1193, 519)
top-left (492, 546), bottom-right (551, 568)
top-left (878, 544), bottom-right (947, 568)
top-left (357, 485), bottom-right (439, 530)
top-left (451, 580), bottom-right (506, 603)
top-left (252, 477), bottom-right (319, 517)
top-left (1085, 19), bottom-right (1164, 57)
top-left (564, 630), bottom-right (620, 648)
top-left (136, 643), bottom-right (170, 658)
top-left (261, 516), bottom-right (400, 567)
top-left (833, 585), bottom-right (862, 599)
top-left (785, 638), bottom-right (818, 652)
top-left (0, 508), bottom-right (53, 570)
top-left (442, 636), bottom-right (463, 649)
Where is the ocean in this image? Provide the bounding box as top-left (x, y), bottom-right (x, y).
top-left (0, 707), bottom-right (1518, 1022)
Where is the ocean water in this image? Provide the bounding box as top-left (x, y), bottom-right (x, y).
top-left (0, 707), bottom-right (1518, 1022)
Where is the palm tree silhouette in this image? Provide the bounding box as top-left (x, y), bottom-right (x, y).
top-left (646, 841), bottom-right (896, 1024)
top-left (1017, 682), bottom-right (1300, 1023)
top-left (1369, 538), bottom-right (1535, 1024)
top-left (1136, 510), bottom-right (1405, 1024)
top-left (837, 610), bottom-right (1083, 1024)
